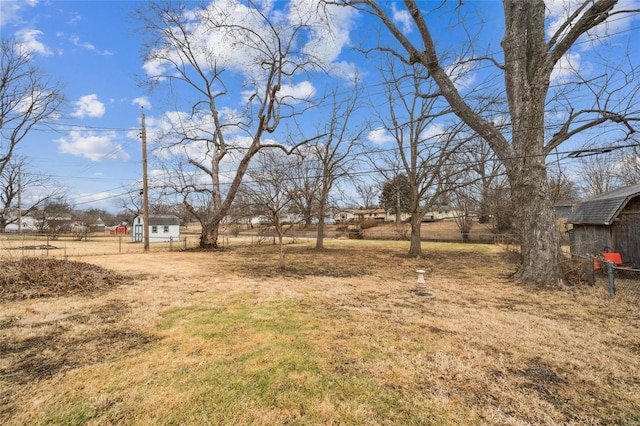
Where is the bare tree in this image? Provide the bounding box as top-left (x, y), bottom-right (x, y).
top-left (379, 173), bottom-right (410, 225)
top-left (451, 186), bottom-right (475, 243)
top-left (446, 139), bottom-right (514, 237)
top-left (285, 153), bottom-right (322, 228)
top-left (118, 183), bottom-right (179, 224)
top-left (333, 0), bottom-right (640, 285)
top-left (372, 61), bottom-right (469, 256)
top-left (612, 144), bottom-right (640, 187)
top-left (0, 158), bottom-right (63, 232)
top-left (353, 181), bottom-right (378, 209)
top-left (460, 137), bottom-right (504, 225)
top-left (577, 152), bottom-right (621, 198)
top-left (223, 190), bottom-right (255, 234)
top-left (298, 82), bottom-right (366, 250)
top-left (548, 168), bottom-right (579, 204)
top-left (484, 175), bottom-right (516, 235)
top-left (0, 38), bottom-right (64, 177)
top-left (244, 150), bottom-right (295, 268)
top-left (33, 199), bottom-right (73, 239)
top-left (139, 1), bottom-right (324, 248)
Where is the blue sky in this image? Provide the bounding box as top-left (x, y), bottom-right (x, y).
top-left (1, 0), bottom-right (639, 213)
top-left (2, 1), bottom-right (155, 212)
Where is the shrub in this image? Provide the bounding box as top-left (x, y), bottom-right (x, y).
top-left (360, 219), bottom-right (380, 230)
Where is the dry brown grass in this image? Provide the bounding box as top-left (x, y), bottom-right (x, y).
top-left (1, 238), bottom-right (639, 425)
top-left (0, 258), bottom-right (131, 301)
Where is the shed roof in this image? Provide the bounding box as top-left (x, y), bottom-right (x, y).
top-left (567, 184), bottom-right (640, 225)
top-left (137, 214), bottom-right (180, 226)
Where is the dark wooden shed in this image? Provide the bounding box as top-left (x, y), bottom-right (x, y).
top-left (567, 184), bottom-right (640, 266)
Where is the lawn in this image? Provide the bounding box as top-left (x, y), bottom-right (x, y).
top-left (1, 239), bottom-right (638, 425)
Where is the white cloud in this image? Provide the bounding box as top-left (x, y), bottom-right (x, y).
top-left (56, 130), bottom-right (130, 162)
top-left (546, 0), bottom-right (640, 49)
top-left (278, 81), bottom-right (316, 101)
top-left (492, 115), bottom-right (509, 127)
top-left (292, 0), bottom-right (358, 68)
top-left (70, 35), bottom-right (95, 51)
top-left (149, 106), bottom-right (251, 149)
top-left (68, 12), bottom-right (81, 25)
top-left (325, 60), bottom-right (362, 83)
top-left (0, 0), bottom-right (37, 27)
top-left (132, 97), bottom-right (152, 110)
top-left (14, 28), bottom-right (53, 57)
top-left (420, 123), bottom-right (446, 141)
top-left (445, 60), bottom-right (476, 92)
top-left (143, 0), bottom-right (360, 81)
top-left (550, 52), bottom-right (585, 84)
top-left (392, 3), bottom-right (413, 34)
top-left (0, 1), bottom-right (20, 27)
top-left (74, 191), bottom-right (118, 211)
top-left (71, 94), bottom-right (106, 118)
top-left (368, 127), bottom-right (395, 145)
top-left (69, 34), bottom-right (112, 56)
top-left (142, 58), bottom-right (168, 79)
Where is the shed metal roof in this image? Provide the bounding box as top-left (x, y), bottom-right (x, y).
top-left (136, 214), bottom-right (180, 226)
top-left (567, 184), bottom-right (640, 225)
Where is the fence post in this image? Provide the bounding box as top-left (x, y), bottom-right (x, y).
top-left (183, 237), bottom-right (187, 250)
top-left (169, 236), bottom-right (173, 252)
top-left (607, 261), bottom-right (616, 297)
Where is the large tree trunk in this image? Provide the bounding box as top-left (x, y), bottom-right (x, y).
top-left (509, 159), bottom-right (564, 285)
top-left (408, 213), bottom-right (422, 257)
top-left (354, 0), bottom-right (625, 287)
top-left (502, 0), bottom-right (564, 285)
top-left (200, 222), bottom-right (220, 248)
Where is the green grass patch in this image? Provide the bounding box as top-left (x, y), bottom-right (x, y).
top-left (154, 296), bottom-right (452, 425)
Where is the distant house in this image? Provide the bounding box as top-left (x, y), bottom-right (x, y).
top-left (4, 216), bottom-right (38, 233)
top-left (333, 207), bottom-right (468, 224)
top-left (249, 212), bottom-right (303, 226)
top-left (422, 206), bottom-right (463, 222)
top-left (335, 208), bottom-right (389, 223)
top-left (89, 217), bottom-right (106, 233)
top-left (132, 214), bottom-right (180, 243)
top-left (567, 184), bottom-right (640, 266)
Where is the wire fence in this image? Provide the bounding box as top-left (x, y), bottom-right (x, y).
top-left (5, 231), bottom-right (638, 304)
top-left (275, 226), bottom-right (519, 245)
top-left (0, 233), bottom-right (198, 258)
top-left (602, 265), bottom-right (640, 305)
top-left (583, 254), bottom-right (640, 305)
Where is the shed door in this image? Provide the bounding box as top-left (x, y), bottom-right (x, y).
top-left (133, 224), bottom-right (143, 243)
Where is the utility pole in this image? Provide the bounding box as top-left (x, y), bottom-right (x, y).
top-left (141, 109), bottom-right (150, 252)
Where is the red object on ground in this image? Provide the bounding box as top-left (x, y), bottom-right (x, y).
top-left (594, 252), bottom-right (624, 271)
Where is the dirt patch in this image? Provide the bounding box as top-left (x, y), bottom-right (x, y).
top-left (0, 258), bottom-right (131, 302)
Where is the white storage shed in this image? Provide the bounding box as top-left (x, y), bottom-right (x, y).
top-left (132, 214), bottom-right (180, 243)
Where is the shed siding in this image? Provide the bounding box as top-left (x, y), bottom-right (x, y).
top-left (612, 197), bottom-right (640, 265)
top-left (132, 215), bottom-right (180, 243)
top-left (570, 224), bottom-right (611, 258)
